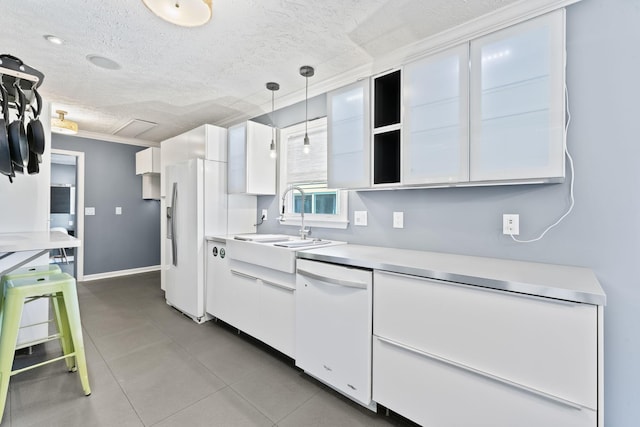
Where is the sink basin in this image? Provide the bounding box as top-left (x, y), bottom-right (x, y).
top-left (227, 236), bottom-right (345, 273)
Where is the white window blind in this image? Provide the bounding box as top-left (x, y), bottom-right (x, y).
top-left (285, 126), bottom-right (327, 185)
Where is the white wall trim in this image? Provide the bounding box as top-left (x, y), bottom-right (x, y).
top-left (51, 148), bottom-right (85, 281)
top-left (217, 0), bottom-right (581, 128)
top-left (81, 265), bottom-right (161, 282)
top-left (73, 130), bottom-right (160, 148)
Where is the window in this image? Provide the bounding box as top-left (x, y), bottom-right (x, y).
top-left (279, 117), bottom-right (348, 229)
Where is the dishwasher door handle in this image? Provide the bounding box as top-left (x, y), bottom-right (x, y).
top-left (297, 268), bottom-right (368, 289)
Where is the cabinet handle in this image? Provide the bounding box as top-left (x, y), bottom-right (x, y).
top-left (230, 269), bottom-right (258, 281)
top-left (297, 269), bottom-right (368, 289)
top-left (378, 270), bottom-right (584, 307)
top-left (375, 336), bottom-right (585, 411)
top-left (261, 279), bottom-right (295, 292)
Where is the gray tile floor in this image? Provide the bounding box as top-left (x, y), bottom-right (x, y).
top-left (1, 272), bottom-right (416, 427)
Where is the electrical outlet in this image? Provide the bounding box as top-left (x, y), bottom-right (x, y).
top-left (261, 209), bottom-right (268, 221)
top-left (354, 211), bottom-right (368, 226)
top-left (393, 211), bottom-right (404, 228)
top-left (115, 207), bottom-right (122, 215)
top-left (503, 214), bottom-right (520, 235)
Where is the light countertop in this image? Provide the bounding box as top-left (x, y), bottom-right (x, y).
top-left (0, 231), bottom-right (80, 253)
top-left (297, 244), bottom-right (606, 306)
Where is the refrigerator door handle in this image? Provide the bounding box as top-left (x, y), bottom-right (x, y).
top-left (170, 182), bottom-right (178, 267)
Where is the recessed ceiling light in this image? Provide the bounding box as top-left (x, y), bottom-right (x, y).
top-left (86, 54), bottom-right (121, 70)
top-left (43, 34), bottom-right (64, 45)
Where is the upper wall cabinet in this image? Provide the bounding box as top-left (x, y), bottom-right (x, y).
top-left (325, 10), bottom-right (565, 190)
top-left (135, 147), bottom-right (160, 175)
top-left (228, 121), bottom-right (276, 195)
top-left (327, 79), bottom-right (371, 189)
top-left (160, 124), bottom-right (228, 197)
top-left (403, 44), bottom-right (469, 185)
top-left (469, 11), bottom-right (565, 182)
top-left (372, 70), bottom-right (402, 186)
top-left (135, 147), bottom-right (161, 200)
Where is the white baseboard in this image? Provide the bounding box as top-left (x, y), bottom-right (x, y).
top-left (81, 265), bottom-right (161, 282)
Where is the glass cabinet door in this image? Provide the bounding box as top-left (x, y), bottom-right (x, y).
top-left (227, 123), bottom-right (246, 194)
top-left (403, 44), bottom-right (469, 185)
top-left (469, 10), bottom-right (565, 182)
top-left (327, 79), bottom-right (371, 189)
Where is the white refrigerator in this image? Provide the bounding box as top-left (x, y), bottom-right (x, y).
top-left (164, 158), bottom-right (227, 323)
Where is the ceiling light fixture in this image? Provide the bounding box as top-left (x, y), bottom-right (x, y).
top-left (142, 0), bottom-right (213, 27)
top-left (43, 35), bottom-right (64, 45)
top-left (51, 110), bottom-right (78, 135)
top-left (299, 65), bottom-right (314, 155)
top-left (266, 82), bottom-right (279, 159)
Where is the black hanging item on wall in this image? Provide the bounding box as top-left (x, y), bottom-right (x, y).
top-left (27, 88), bottom-right (45, 155)
top-left (0, 83), bottom-right (13, 181)
top-left (0, 54), bottom-right (46, 181)
top-left (8, 83), bottom-right (29, 171)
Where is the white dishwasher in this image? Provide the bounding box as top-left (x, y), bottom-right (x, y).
top-left (295, 258), bottom-right (375, 409)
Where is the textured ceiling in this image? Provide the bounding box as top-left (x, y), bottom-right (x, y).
top-left (0, 0), bottom-right (519, 143)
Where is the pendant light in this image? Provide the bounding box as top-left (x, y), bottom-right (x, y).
top-left (266, 82), bottom-right (279, 159)
top-left (142, 0), bottom-right (213, 27)
top-left (51, 110), bottom-right (78, 135)
top-left (299, 65), bottom-right (314, 154)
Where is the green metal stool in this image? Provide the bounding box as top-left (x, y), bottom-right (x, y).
top-left (0, 272), bottom-right (91, 422)
top-left (0, 265), bottom-right (62, 320)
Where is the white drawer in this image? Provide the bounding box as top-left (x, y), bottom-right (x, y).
top-left (373, 270), bottom-right (597, 409)
top-left (373, 337), bottom-right (596, 427)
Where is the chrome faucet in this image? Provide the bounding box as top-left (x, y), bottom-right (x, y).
top-left (281, 185), bottom-right (310, 239)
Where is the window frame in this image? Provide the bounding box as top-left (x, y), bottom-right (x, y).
top-left (278, 117), bottom-right (349, 230)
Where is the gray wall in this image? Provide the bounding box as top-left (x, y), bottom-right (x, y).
top-left (257, 0), bottom-right (639, 424)
top-left (52, 135), bottom-right (161, 275)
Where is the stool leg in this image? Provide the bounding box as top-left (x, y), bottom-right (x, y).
top-left (51, 293), bottom-right (75, 372)
top-left (60, 283), bottom-right (91, 396)
top-left (0, 291), bottom-right (25, 422)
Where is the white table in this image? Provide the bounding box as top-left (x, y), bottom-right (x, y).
top-left (0, 231), bottom-right (81, 276)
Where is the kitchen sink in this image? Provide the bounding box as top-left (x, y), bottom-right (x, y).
top-left (228, 235), bottom-right (345, 273)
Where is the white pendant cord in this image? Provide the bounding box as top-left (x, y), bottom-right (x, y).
top-left (510, 83), bottom-right (575, 243)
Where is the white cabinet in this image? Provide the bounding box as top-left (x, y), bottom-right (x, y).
top-left (327, 79), bottom-right (370, 189)
top-left (403, 44), bottom-right (469, 185)
top-left (140, 174), bottom-right (160, 200)
top-left (136, 147), bottom-right (161, 200)
top-left (373, 337), bottom-right (596, 427)
top-left (135, 147), bottom-right (160, 174)
top-left (295, 259), bottom-right (373, 407)
top-left (160, 124), bottom-right (227, 197)
top-left (372, 270), bottom-right (598, 426)
top-left (205, 241), bottom-right (233, 321)
top-left (206, 250), bottom-right (296, 358)
top-left (469, 11), bottom-right (565, 182)
top-left (228, 121), bottom-right (276, 195)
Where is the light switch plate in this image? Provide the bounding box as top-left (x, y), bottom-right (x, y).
top-left (85, 207), bottom-right (95, 216)
top-left (354, 211), bottom-right (368, 226)
top-left (393, 211), bottom-right (404, 228)
top-left (115, 207), bottom-right (122, 215)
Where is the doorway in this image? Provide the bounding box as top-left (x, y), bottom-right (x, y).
top-left (50, 149), bottom-right (85, 280)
